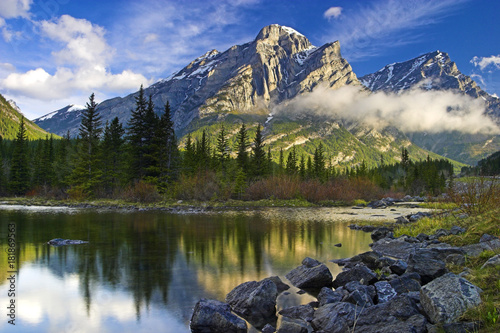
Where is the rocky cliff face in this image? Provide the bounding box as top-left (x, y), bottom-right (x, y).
top-left (35, 24), bottom-right (360, 137)
top-left (359, 51), bottom-right (500, 164)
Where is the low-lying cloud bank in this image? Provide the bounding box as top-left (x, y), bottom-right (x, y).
top-left (273, 85), bottom-right (500, 135)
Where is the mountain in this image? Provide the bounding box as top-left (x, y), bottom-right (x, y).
top-left (0, 94), bottom-right (54, 140)
top-left (359, 51), bottom-right (500, 164)
top-left (33, 25), bottom-right (464, 169)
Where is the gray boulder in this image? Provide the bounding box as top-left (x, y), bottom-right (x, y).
top-left (407, 249), bottom-right (448, 284)
top-left (332, 264), bottom-right (378, 288)
top-left (371, 227), bottom-right (393, 242)
top-left (225, 278), bottom-right (278, 328)
top-left (420, 273), bottom-right (482, 324)
top-left (371, 237), bottom-right (424, 259)
top-left (344, 281), bottom-right (375, 308)
top-left (375, 281), bottom-right (397, 303)
top-left (317, 287), bottom-right (343, 306)
top-left (285, 257), bottom-right (333, 289)
top-left (311, 302), bottom-right (359, 333)
top-left (47, 238), bottom-right (89, 246)
top-left (276, 318), bottom-right (308, 333)
top-left (190, 299), bottom-right (247, 333)
top-left (389, 273), bottom-right (421, 294)
top-left (481, 254), bottom-right (500, 269)
top-left (278, 304), bottom-right (314, 322)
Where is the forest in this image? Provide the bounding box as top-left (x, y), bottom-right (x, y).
top-left (0, 87), bottom-right (455, 203)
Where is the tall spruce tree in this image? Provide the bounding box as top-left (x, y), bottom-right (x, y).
top-left (70, 93), bottom-right (102, 194)
top-left (9, 116), bottom-right (30, 195)
top-left (313, 143), bottom-right (325, 180)
top-left (286, 146), bottom-right (298, 175)
top-left (235, 124), bottom-right (248, 172)
top-left (127, 85), bottom-right (148, 181)
top-left (216, 125), bottom-right (229, 174)
top-left (250, 124), bottom-right (267, 178)
top-left (101, 117), bottom-right (125, 192)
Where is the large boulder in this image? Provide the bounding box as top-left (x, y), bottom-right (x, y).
top-left (332, 264), bottom-right (378, 288)
top-left (374, 281), bottom-right (397, 303)
top-left (481, 254), bottom-right (500, 269)
top-left (389, 273), bottom-right (421, 294)
top-left (278, 304), bottom-right (315, 323)
top-left (190, 299), bottom-right (247, 333)
top-left (285, 257), bottom-right (333, 289)
top-left (311, 302), bottom-right (359, 333)
top-left (317, 287), bottom-right (343, 306)
top-left (420, 273), bottom-right (482, 324)
top-left (371, 237), bottom-right (424, 259)
top-left (225, 278), bottom-right (278, 328)
top-left (407, 249), bottom-right (448, 284)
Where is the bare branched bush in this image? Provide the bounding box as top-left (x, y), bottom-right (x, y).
top-left (122, 180), bottom-right (161, 203)
top-left (448, 177), bottom-right (500, 216)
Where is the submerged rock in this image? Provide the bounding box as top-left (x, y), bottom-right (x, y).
top-left (47, 238), bottom-right (89, 246)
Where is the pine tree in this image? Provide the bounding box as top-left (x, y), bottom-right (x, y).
top-left (215, 124), bottom-right (230, 176)
top-left (299, 155), bottom-right (306, 179)
top-left (286, 146), bottom-right (298, 174)
top-left (70, 93), bottom-right (103, 194)
top-left (235, 124), bottom-right (248, 172)
top-left (196, 130), bottom-right (211, 171)
top-left (313, 143), bottom-right (325, 180)
top-left (250, 124), bottom-right (266, 178)
top-left (127, 85), bottom-right (149, 181)
top-left (183, 133), bottom-right (196, 174)
top-left (101, 117), bottom-right (125, 192)
top-left (9, 117), bottom-right (30, 195)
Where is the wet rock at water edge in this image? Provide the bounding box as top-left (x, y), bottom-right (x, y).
top-left (190, 299), bottom-right (247, 333)
top-left (332, 263), bottom-right (378, 288)
top-left (420, 273), bottom-right (482, 324)
top-left (285, 257), bottom-right (333, 289)
top-left (317, 287), bottom-right (343, 306)
top-left (278, 304), bottom-right (315, 322)
top-left (47, 238), bottom-right (89, 246)
top-left (225, 278), bottom-right (278, 329)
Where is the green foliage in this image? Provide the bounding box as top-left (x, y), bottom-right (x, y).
top-left (9, 117), bottom-right (30, 194)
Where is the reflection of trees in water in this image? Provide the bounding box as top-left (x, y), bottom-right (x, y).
top-left (2, 209), bottom-right (371, 321)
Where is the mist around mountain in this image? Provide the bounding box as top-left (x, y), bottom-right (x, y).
top-left (32, 24), bottom-right (500, 167)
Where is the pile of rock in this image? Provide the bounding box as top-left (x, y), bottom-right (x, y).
top-left (190, 229), bottom-right (500, 332)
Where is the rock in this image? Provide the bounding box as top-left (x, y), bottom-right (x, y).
top-left (395, 216), bottom-right (410, 224)
top-left (450, 226), bottom-right (466, 235)
top-left (407, 249), bottom-right (448, 284)
top-left (261, 324), bottom-right (276, 333)
top-left (434, 228), bottom-right (451, 238)
top-left (375, 281), bottom-right (397, 303)
top-left (353, 295), bottom-right (427, 333)
top-left (389, 273), bottom-right (421, 294)
top-left (445, 253), bottom-right (466, 266)
top-left (285, 257), bottom-right (333, 289)
top-left (420, 273), bottom-right (482, 324)
top-left (389, 260), bottom-right (408, 275)
top-left (371, 237), bottom-right (424, 259)
top-left (331, 251), bottom-right (381, 269)
top-left (278, 304), bottom-right (314, 322)
top-left (361, 225), bottom-right (377, 232)
top-left (311, 302), bottom-right (359, 333)
top-left (374, 256), bottom-right (397, 269)
top-left (225, 278), bottom-right (278, 328)
top-left (276, 318), bottom-right (308, 333)
top-left (368, 200), bottom-right (388, 209)
top-left (371, 227), bottom-right (393, 242)
top-left (47, 238), bottom-right (89, 246)
top-left (190, 299), bottom-right (247, 333)
top-left (332, 264), bottom-right (378, 288)
top-left (416, 233), bottom-right (429, 242)
top-left (268, 276), bottom-right (290, 294)
top-left (481, 254), bottom-right (500, 269)
top-left (441, 321), bottom-right (482, 333)
top-left (317, 287), bottom-right (343, 306)
top-left (461, 242), bottom-right (493, 256)
top-left (480, 233), bottom-right (498, 242)
top-left (334, 243), bottom-right (342, 247)
top-left (344, 281), bottom-right (376, 308)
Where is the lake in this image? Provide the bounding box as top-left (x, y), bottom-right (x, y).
top-left (0, 205), bottom-right (373, 332)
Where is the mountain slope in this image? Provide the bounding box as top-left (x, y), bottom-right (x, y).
top-left (359, 51), bottom-right (500, 164)
top-left (0, 94), bottom-right (53, 140)
top-left (35, 24), bottom-right (360, 137)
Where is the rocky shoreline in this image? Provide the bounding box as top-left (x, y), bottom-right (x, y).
top-left (190, 214), bottom-right (500, 333)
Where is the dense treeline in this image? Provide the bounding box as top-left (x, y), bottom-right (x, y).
top-left (461, 150), bottom-right (500, 176)
top-left (0, 89), bottom-right (454, 202)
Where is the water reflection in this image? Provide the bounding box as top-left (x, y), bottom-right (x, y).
top-left (0, 208), bottom-right (371, 332)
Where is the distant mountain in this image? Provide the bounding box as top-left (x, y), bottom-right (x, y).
top-left (33, 25), bottom-right (465, 168)
top-left (0, 94), bottom-right (53, 140)
top-left (359, 51), bottom-right (500, 165)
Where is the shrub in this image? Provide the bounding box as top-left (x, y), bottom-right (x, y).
top-left (122, 180), bottom-right (161, 203)
top-left (448, 177), bottom-right (500, 216)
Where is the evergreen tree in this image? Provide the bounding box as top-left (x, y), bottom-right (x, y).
top-left (250, 124), bottom-right (267, 178)
top-left (196, 130), bottom-right (211, 171)
top-left (279, 148), bottom-right (284, 173)
top-left (286, 146), bottom-right (298, 174)
top-left (183, 133), bottom-right (196, 174)
top-left (216, 125), bottom-right (229, 174)
top-left (70, 93), bottom-right (103, 194)
top-left (313, 143), bottom-right (325, 179)
top-left (235, 124), bottom-right (248, 172)
top-left (9, 117), bottom-right (30, 195)
top-left (101, 117), bottom-right (125, 192)
top-left (127, 85), bottom-right (149, 181)
top-left (299, 155), bottom-right (306, 179)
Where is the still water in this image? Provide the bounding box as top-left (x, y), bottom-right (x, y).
top-left (0, 206), bottom-right (372, 332)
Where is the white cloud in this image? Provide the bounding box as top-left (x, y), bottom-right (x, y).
top-left (273, 85), bottom-right (499, 135)
top-left (324, 7), bottom-right (342, 20)
top-left (471, 55), bottom-right (500, 71)
top-left (0, 0), bottom-right (32, 19)
top-left (1, 15), bottom-right (150, 103)
top-left (326, 0), bottom-right (469, 61)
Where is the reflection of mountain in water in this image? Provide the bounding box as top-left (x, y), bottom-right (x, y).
top-left (0, 208), bottom-right (371, 329)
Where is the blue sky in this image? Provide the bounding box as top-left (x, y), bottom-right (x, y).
top-left (0, 0), bottom-right (499, 119)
